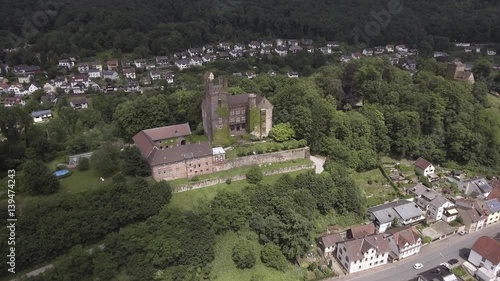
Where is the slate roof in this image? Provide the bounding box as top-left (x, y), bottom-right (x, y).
top-left (340, 234), bottom-right (391, 262)
top-left (147, 142), bottom-right (212, 166)
top-left (318, 233), bottom-right (343, 249)
top-left (471, 236), bottom-right (500, 265)
top-left (487, 179), bottom-right (500, 200)
top-left (141, 123), bottom-right (191, 141)
top-left (369, 200), bottom-right (423, 224)
top-left (348, 223), bottom-right (376, 239)
top-left (414, 157), bottom-right (432, 170)
top-left (385, 226), bottom-right (420, 250)
top-left (31, 110), bottom-right (52, 117)
top-left (484, 198), bottom-right (500, 214)
top-left (456, 199), bottom-right (486, 225)
top-left (417, 265), bottom-right (459, 281)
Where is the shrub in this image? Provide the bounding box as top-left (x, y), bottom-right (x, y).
top-left (77, 158), bottom-right (90, 171)
top-left (367, 179), bottom-right (373, 185)
top-left (260, 243), bottom-right (287, 271)
top-left (190, 176), bottom-right (200, 182)
top-left (232, 240), bottom-right (256, 269)
top-left (246, 166), bottom-right (263, 184)
top-left (56, 164), bottom-right (68, 170)
top-left (225, 178), bottom-right (232, 185)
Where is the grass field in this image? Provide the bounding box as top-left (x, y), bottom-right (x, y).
top-left (351, 168), bottom-right (398, 207)
top-left (209, 231), bottom-right (306, 281)
top-left (167, 170), bottom-right (310, 212)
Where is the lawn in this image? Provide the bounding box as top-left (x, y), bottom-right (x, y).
top-left (351, 168), bottom-right (398, 207)
top-left (209, 231), bottom-right (306, 281)
top-left (451, 265), bottom-right (476, 281)
top-left (168, 158), bottom-right (313, 188)
top-left (167, 170), bottom-right (309, 212)
top-left (488, 94), bottom-right (500, 109)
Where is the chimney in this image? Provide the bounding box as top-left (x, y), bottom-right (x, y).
top-left (248, 94), bottom-right (256, 109)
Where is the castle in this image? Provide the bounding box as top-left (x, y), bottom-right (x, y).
top-left (201, 72), bottom-right (273, 144)
top-left (446, 61), bottom-right (475, 84)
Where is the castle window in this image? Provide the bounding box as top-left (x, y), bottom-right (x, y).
top-left (198, 164), bottom-right (201, 167)
top-left (206, 162), bottom-right (209, 165)
top-left (230, 111), bottom-right (234, 116)
top-left (236, 110), bottom-right (240, 115)
top-left (241, 109), bottom-right (245, 114)
top-left (230, 117), bottom-right (235, 123)
top-left (236, 117), bottom-right (240, 122)
top-left (242, 116), bottom-right (246, 122)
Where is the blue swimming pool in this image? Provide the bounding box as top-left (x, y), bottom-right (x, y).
top-left (53, 169), bottom-right (70, 177)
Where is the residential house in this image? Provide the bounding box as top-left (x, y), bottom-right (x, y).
top-left (275, 39), bottom-right (286, 47)
top-left (125, 80), bottom-right (140, 92)
top-left (32, 110), bottom-right (53, 123)
top-left (301, 38), bottom-right (313, 45)
top-left (155, 56), bottom-right (170, 66)
top-left (320, 46), bottom-right (332, 55)
top-left (347, 223), bottom-right (376, 239)
top-left (414, 157), bottom-right (435, 177)
top-left (9, 83), bottom-right (26, 96)
top-left (69, 74), bottom-right (90, 87)
top-left (261, 41), bottom-right (273, 48)
top-left (232, 72), bottom-right (243, 77)
top-left (408, 49), bottom-right (419, 56)
top-left (336, 234), bottom-right (391, 274)
top-left (123, 68), bottom-right (136, 79)
top-left (287, 39), bottom-right (299, 46)
top-left (103, 70), bottom-right (119, 81)
top-left (189, 57), bottom-right (203, 67)
top-left (395, 45), bottom-right (408, 52)
top-left (162, 71), bottom-right (175, 84)
top-left (245, 71), bottom-right (256, 79)
top-left (202, 54), bottom-right (216, 63)
top-left (150, 70), bottom-right (162, 81)
top-left (417, 265), bottom-right (460, 281)
top-left (88, 69), bottom-right (101, 79)
top-left (40, 95), bottom-right (57, 105)
top-left (0, 82), bottom-right (9, 93)
top-left (340, 55), bottom-right (352, 63)
top-left (218, 52), bottom-right (230, 60)
top-left (106, 60), bottom-right (119, 71)
top-left (121, 59), bottom-right (131, 68)
top-left (175, 59), bottom-right (190, 70)
top-left (304, 46), bottom-right (314, 53)
top-left (408, 184), bottom-right (454, 221)
top-left (260, 48), bottom-right (271, 56)
top-left (140, 76), bottom-right (151, 86)
top-left (233, 44), bottom-right (245, 51)
top-left (248, 41), bottom-right (260, 49)
top-left (442, 207), bottom-right (459, 223)
top-left (58, 58), bottom-right (74, 69)
top-left (374, 46), bottom-right (385, 55)
top-left (289, 45), bottom-right (302, 54)
top-left (385, 44), bottom-right (394, 53)
top-left (188, 48), bottom-right (202, 57)
top-left (457, 178), bottom-right (492, 199)
top-left (77, 63), bottom-right (90, 73)
top-left (134, 59), bottom-right (147, 68)
top-left (317, 233), bottom-right (343, 257)
top-left (275, 46), bottom-right (288, 56)
top-left (455, 199), bottom-right (487, 232)
top-left (384, 226), bottom-right (422, 261)
top-left (362, 48), bottom-right (374, 56)
top-left (388, 54), bottom-right (400, 65)
top-left (487, 49), bottom-right (497, 56)
top-left (218, 42), bottom-right (232, 51)
top-left (17, 74), bottom-right (32, 84)
top-left (28, 83), bottom-right (40, 94)
top-left (469, 236), bottom-right (500, 277)
top-left (475, 46), bottom-right (482, 53)
top-left (287, 72), bottom-right (299, 78)
top-left (174, 52), bottom-right (187, 60)
top-left (487, 179), bottom-right (500, 200)
top-left (229, 50), bottom-right (243, 58)
top-left (403, 59), bottom-right (417, 71)
top-left (455, 42), bottom-right (471, 47)
top-left (351, 52), bottom-right (362, 59)
top-left (203, 45), bottom-right (214, 53)
top-left (326, 41), bottom-right (340, 48)
top-left (434, 52), bottom-right (448, 58)
top-left (246, 49), bottom-right (257, 57)
top-left (14, 65), bottom-right (41, 75)
top-left (464, 46), bottom-right (474, 53)
top-left (90, 61), bottom-right (102, 71)
top-left (368, 200), bottom-right (425, 233)
top-left (3, 97), bottom-right (25, 107)
top-left (482, 199), bottom-right (500, 225)
top-left (70, 98), bottom-right (89, 109)
top-left (53, 77), bottom-right (66, 87)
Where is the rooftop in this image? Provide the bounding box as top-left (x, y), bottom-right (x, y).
top-left (414, 157), bottom-right (432, 170)
top-left (471, 236), bottom-right (500, 265)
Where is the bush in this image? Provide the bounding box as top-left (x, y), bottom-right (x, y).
top-left (225, 178), bottom-right (232, 185)
top-left (246, 166), bottom-right (263, 184)
top-left (423, 236), bottom-right (432, 244)
top-left (232, 240), bottom-right (256, 269)
top-left (77, 158), bottom-right (90, 171)
top-left (190, 176), bottom-right (200, 182)
top-left (367, 179), bottom-right (373, 185)
top-left (56, 164), bottom-right (68, 170)
top-left (260, 243), bottom-right (287, 271)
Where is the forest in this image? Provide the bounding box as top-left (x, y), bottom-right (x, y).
top-left (1, 0), bottom-right (500, 59)
top-left (1, 56), bottom-right (500, 279)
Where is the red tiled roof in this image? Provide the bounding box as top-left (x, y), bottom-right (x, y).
top-left (348, 223), bottom-right (376, 239)
top-left (147, 142), bottom-right (212, 166)
top-left (471, 236), bottom-right (500, 265)
top-left (142, 123), bottom-right (191, 141)
top-left (414, 157), bottom-right (432, 170)
top-left (487, 180), bottom-right (500, 200)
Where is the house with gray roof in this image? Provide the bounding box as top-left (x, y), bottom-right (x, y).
top-left (31, 110), bottom-right (53, 123)
top-left (457, 178), bottom-right (492, 199)
top-left (408, 184), bottom-right (454, 221)
top-left (336, 234), bottom-right (391, 273)
top-left (368, 200), bottom-right (425, 233)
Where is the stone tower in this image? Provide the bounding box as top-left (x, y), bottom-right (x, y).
top-left (201, 72), bottom-right (228, 142)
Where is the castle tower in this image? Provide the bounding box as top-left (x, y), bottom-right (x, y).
top-left (248, 93), bottom-right (256, 109)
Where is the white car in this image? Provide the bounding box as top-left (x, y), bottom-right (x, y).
top-left (459, 230), bottom-right (468, 236)
top-left (440, 262), bottom-right (450, 268)
top-left (414, 263), bottom-right (424, 270)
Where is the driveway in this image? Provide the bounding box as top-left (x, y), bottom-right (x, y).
top-left (310, 155), bottom-right (326, 174)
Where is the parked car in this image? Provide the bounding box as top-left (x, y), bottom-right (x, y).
top-left (448, 259), bottom-right (459, 265)
top-left (414, 263), bottom-right (424, 270)
top-left (459, 230), bottom-right (468, 236)
top-left (440, 262), bottom-right (450, 268)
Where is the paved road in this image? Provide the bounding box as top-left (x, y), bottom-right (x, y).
top-left (328, 224), bottom-right (500, 281)
top-left (310, 155), bottom-right (325, 174)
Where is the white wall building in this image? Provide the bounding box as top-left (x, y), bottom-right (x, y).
top-left (414, 157), bottom-right (435, 177)
top-left (336, 234), bottom-right (390, 274)
top-left (469, 236), bottom-right (500, 277)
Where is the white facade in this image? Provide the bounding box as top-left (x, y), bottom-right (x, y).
top-left (88, 70), bottom-right (101, 79)
top-left (336, 242), bottom-right (389, 274)
top-left (469, 249), bottom-right (500, 276)
top-left (429, 201), bottom-right (454, 221)
top-left (416, 164), bottom-right (435, 177)
top-left (28, 84), bottom-right (39, 94)
top-left (175, 60), bottom-right (190, 70)
top-left (124, 71), bottom-right (136, 79)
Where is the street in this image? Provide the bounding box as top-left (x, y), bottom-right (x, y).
top-left (329, 224), bottom-right (500, 281)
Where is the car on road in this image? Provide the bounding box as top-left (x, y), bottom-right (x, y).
top-left (458, 230), bottom-right (468, 236)
top-left (414, 263), bottom-right (424, 270)
top-left (440, 262), bottom-right (450, 268)
top-left (448, 259), bottom-right (459, 265)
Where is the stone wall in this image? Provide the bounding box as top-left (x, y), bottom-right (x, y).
top-left (219, 147), bottom-right (310, 171)
top-left (175, 164), bottom-right (314, 192)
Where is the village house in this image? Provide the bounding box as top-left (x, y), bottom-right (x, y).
top-left (17, 73), bottom-right (32, 84)
top-left (125, 80), bottom-right (140, 92)
top-left (175, 59), bottom-right (190, 70)
top-left (455, 42), bottom-right (471, 47)
top-left (3, 97), bottom-right (25, 107)
top-left (248, 41), bottom-right (260, 49)
top-left (457, 178), bottom-right (492, 199)
top-left (201, 72), bottom-right (273, 141)
top-left (58, 58), bottom-right (75, 69)
top-left (487, 49), bottom-right (497, 56)
top-left (374, 46), bottom-right (385, 55)
top-left (190, 57), bottom-right (203, 67)
top-left (468, 236), bottom-right (500, 277)
top-left (287, 39), bottom-right (299, 46)
top-left (408, 49), bottom-right (419, 56)
top-left (40, 95), bottom-right (57, 105)
top-left (408, 184), bottom-right (454, 221)
top-left (395, 44), bottom-right (408, 52)
top-left (446, 61), bottom-right (475, 84)
top-left (203, 45), bottom-right (214, 53)
top-left (340, 55), bottom-right (352, 63)
top-left (70, 98), bottom-right (89, 109)
top-left (385, 44), bottom-right (394, 52)
top-left (69, 74), bottom-right (90, 87)
top-left (326, 41), bottom-right (340, 48)
top-left (433, 51), bottom-right (448, 58)
top-left (202, 54), bottom-right (217, 63)
top-left (229, 50), bottom-right (243, 58)
top-left (319, 46), bottom-right (332, 55)
top-left (32, 110), bottom-right (53, 123)
top-left (482, 198), bottom-right (500, 225)
top-left (261, 41), bottom-right (273, 48)
top-left (78, 63), bottom-right (90, 73)
top-left (287, 72), bottom-right (299, 78)
top-left (233, 43), bottom-right (246, 51)
top-left (155, 56), bottom-right (170, 66)
top-left (121, 59), bottom-right (131, 68)
top-left (123, 68), bottom-right (136, 79)
top-left (245, 71), bottom-right (256, 79)
top-left (362, 48), bottom-right (373, 56)
top-left (0, 82), bottom-right (9, 94)
top-left (414, 157), bottom-right (435, 177)
top-left (88, 69), bottom-right (101, 79)
top-left (162, 71), bottom-right (175, 84)
top-left (336, 234), bottom-right (391, 274)
top-left (9, 83), bottom-right (26, 96)
top-left (488, 179), bottom-right (500, 200)
top-left (368, 200), bottom-right (425, 233)
top-left (218, 42), bottom-right (232, 50)
top-left (289, 45), bottom-right (302, 54)
top-left (150, 70), bottom-right (161, 81)
top-left (188, 48), bottom-right (203, 57)
top-left (14, 65), bottom-right (41, 75)
top-left (417, 265), bottom-right (460, 281)
top-left (384, 226), bottom-right (422, 261)
top-left (301, 38), bottom-right (313, 45)
top-left (275, 39), bottom-right (286, 47)
top-left (455, 199), bottom-right (487, 232)
top-left (317, 233), bottom-right (343, 257)
top-left (90, 61), bottom-right (102, 71)
top-left (347, 223), bottom-right (376, 239)
top-left (106, 60), bottom-right (119, 71)
top-left (260, 48), bottom-right (271, 56)
top-left (351, 52), bottom-right (362, 59)
top-left (27, 83), bottom-right (40, 94)
top-left (403, 59), bottom-right (417, 70)
top-left (134, 59), bottom-right (147, 68)
top-left (441, 207), bottom-right (459, 223)
top-left (274, 46), bottom-right (288, 56)
top-left (464, 46), bottom-right (474, 53)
